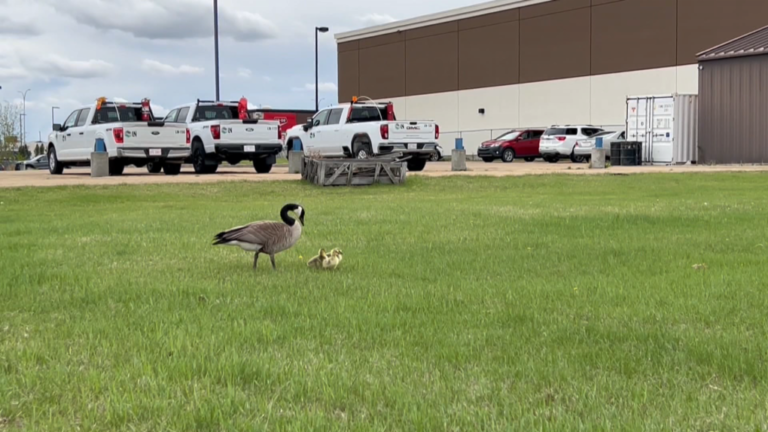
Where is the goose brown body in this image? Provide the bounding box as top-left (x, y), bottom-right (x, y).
top-left (213, 204), bottom-right (304, 270)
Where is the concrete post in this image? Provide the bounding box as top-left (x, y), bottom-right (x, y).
top-left (590, 149), bottom-right (607, 169)
top-left (91, 138), bottom-right (109, 177)
top-left (91, 152), bottom-right (109, 177)
top-left (451, 137), bottom-right (467, 171)
top-left (288, 139), bottom-right (303, 174)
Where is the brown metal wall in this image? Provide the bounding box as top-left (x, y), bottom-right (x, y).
top-left (338, 0), bottom-right (768, 101)
top-left (698, 55), bottom-right (768, 164)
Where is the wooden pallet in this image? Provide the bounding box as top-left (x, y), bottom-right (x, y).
top-left (301, 155), bottom-right (406, 187)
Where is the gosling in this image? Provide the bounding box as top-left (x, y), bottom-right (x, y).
top-left (322, 248), bottom-right (344, 270)
top-left (307, 248), bottom-right (328, 269)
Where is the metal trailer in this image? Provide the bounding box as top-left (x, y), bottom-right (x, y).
top-left (625, 94), bottom-right (699, 165)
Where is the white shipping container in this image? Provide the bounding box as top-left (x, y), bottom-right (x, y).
top-left (625, 94), bottom-right (698, 165)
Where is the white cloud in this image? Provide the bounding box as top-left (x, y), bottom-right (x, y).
top-left (0, 66), bottom-right (28, 80)
top-left (0, 17), bottom-right (42, 35)
top-left (141, 59), bottom-right (203, 75)
top-left (357, 13), bottom-right (397, 26)
top-left (237, 68), bottom-right (252, 78)
top-left (151, 103), bottom-right (168, 116)
top-left (44, 0), bottom-right (278, 42)
top-left (18, 54), bottom-right (115, 79)
top-left (293, 82), bottom-right (338, 92)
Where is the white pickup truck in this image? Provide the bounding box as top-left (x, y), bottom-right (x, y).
top-left (284, 98), bottom-right (439, 171)
top-left (164, 99), bottom-right (282, 174)
top-left (47, 98), bottom-right (190, 176)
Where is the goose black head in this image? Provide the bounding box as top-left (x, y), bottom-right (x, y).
top-left (281, 203), bottom-right (305, 226)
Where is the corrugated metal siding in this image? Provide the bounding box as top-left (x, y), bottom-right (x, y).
top-left (697, 25), bottom-right (768, 61)
top-left (698, 55), bottom-right (768, 164)
top-left (673, 94), bottom-right (699, 164)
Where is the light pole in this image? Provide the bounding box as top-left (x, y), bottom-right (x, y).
top-left (52, 106), bottom-right (59, 129)
top-left (18, 89), bottom-right (30, 147)
top-left (315, 26), bottom-right (329, 112)
top-left (213, 0), bottom-right (220, 101)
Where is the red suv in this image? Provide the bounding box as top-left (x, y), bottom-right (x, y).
top-left (477, 129), bottom-right (545, 163)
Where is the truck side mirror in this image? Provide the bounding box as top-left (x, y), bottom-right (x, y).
top-left (53, 124), bottom-right (62, 132)
top-left (302, 118), bottom-right (313, 132)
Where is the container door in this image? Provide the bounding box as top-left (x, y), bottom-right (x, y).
top-left (649, 96), bottom-right (674, 164)
top-left (627, 97), bottom-right (652, 162)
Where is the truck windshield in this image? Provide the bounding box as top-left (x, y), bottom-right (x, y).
top-left (194, 106), bottom-right (239, 121)
top-left (94, 106), bottom-right (153, 123)
top-left (348, 106), bottom-right (394, 123)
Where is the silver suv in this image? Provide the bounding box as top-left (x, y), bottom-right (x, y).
top-left (539, 125), bottom-right (604, 163)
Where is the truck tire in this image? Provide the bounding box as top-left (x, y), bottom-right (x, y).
top-left (109, 160), bottom-right (124, 176)
top-left (146, 162), bottom-right (162, 173)
top-left (570, 151), bottom-right (586, 163)
top-left (524, 157), bottom-right (536, 162)
top-left (482, 157), bottom-right (494, 163)
top-left (253, 158), bottom-right (273, 174)
top-left (163, 163), bottom-right (182, 175)
top-left (192, 141), bottom-right (218, 174)
top-left (48, 145), bottom-right (64, 175)
top-left (353, 138), bottom-right (372, 159)
top-left (407, 158), bottom-right (427, 172)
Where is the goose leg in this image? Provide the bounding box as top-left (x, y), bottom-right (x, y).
top-left (253, 253), bottom-right (259, 269)
top-left (269, 254), bottom-right (277, 270)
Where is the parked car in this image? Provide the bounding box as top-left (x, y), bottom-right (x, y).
top-left (48, 98), bottom-right (189, 176)
top-left (166, 98), bottom-right (282, 174)
top-left (22, 154), bottom-right (49, 170)
top-left (538, 125), bottom-right (604, 163)
top-left (284, 97), bottom-right (439, 172)
top-left (573, 130), bottom-right (625, 160)
top-left (477, 128), bottom-right (545, 163)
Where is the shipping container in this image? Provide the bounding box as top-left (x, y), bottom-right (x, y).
top-left (625, 94), bottom-right (699, 165)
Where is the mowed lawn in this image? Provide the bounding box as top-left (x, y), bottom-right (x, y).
top-left (1, 173), bottom-right (768, 431)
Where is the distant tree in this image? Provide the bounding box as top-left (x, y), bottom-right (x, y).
top-left (18, 144), bottom-right (31, 160)
top-left (35, 143), bottom-right (44, 156)
top-left (0, 102), bottom-right (22, 162)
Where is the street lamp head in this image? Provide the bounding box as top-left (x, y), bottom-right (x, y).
top-left (316, 26), bottom-right (329, 33)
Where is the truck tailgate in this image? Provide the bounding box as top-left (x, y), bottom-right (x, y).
top-left (388, 121), bottom-right (436, 142)
top-left (217, 120), bottom-right (279, 144)
top-left (122, 123), bottom-right (187, 148)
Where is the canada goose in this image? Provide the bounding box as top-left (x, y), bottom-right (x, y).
top-left (322, 248), bottom-right (343, 270)
top-left (212, 203), bottom-right (305, 270)
top-left (307, 248), bottom-right (327, 269)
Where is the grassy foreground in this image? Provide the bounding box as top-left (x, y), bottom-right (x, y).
top-left (1, 174), bottom-right (768, 431)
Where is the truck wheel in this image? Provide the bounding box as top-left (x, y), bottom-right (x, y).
top-left (109, 160), bottom-right (124, 176)
top-left (501, 148), bottom-right (515, 163)
top-left (406, 158), bottom-right (427, 172)
top-left (146, 162), bottom-right (162, 173)
top-left (253, 158), bottom-right (273, 174)
top-left (192, 142), bottom-right (218, 174)
top-left (163, 163), bottom-right (182, 176)
top-left (353, 139), bottom-right (372, 159)
top-left (546, 156), bottom-right (559, 164)
top-left (482, 157), bottom-right (494, 163)
top-left (48, 146), bottom-right (64, 175)
top-left (570, 151), bottom-right (586, 163)
top-left (524, 157), bottom-right (536, 162)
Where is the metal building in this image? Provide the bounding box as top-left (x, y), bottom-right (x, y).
top-left (335, 0), bottom-right (768, 155)
top-left (696, 25), bottom-right (768, 164)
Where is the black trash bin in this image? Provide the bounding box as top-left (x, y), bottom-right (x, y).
top-left (610, 141), bottom-right (623, 165)
top-left (620, 141), bottom-right (642, 166)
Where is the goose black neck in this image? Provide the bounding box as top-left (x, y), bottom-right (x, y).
top-left (280, 205), bottom-right (296, 226)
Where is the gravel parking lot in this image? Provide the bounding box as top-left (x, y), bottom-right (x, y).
top-left (2, 161), bottom-right (768, 188)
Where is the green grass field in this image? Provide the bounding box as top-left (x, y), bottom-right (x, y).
top-left (1, 174), bottom-right (768, 431)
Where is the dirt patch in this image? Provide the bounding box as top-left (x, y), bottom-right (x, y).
top-left (2, 162), bottom-right (767, 189)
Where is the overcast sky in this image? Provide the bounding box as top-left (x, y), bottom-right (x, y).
top-left (0, 0), bottom-right (483, 142)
